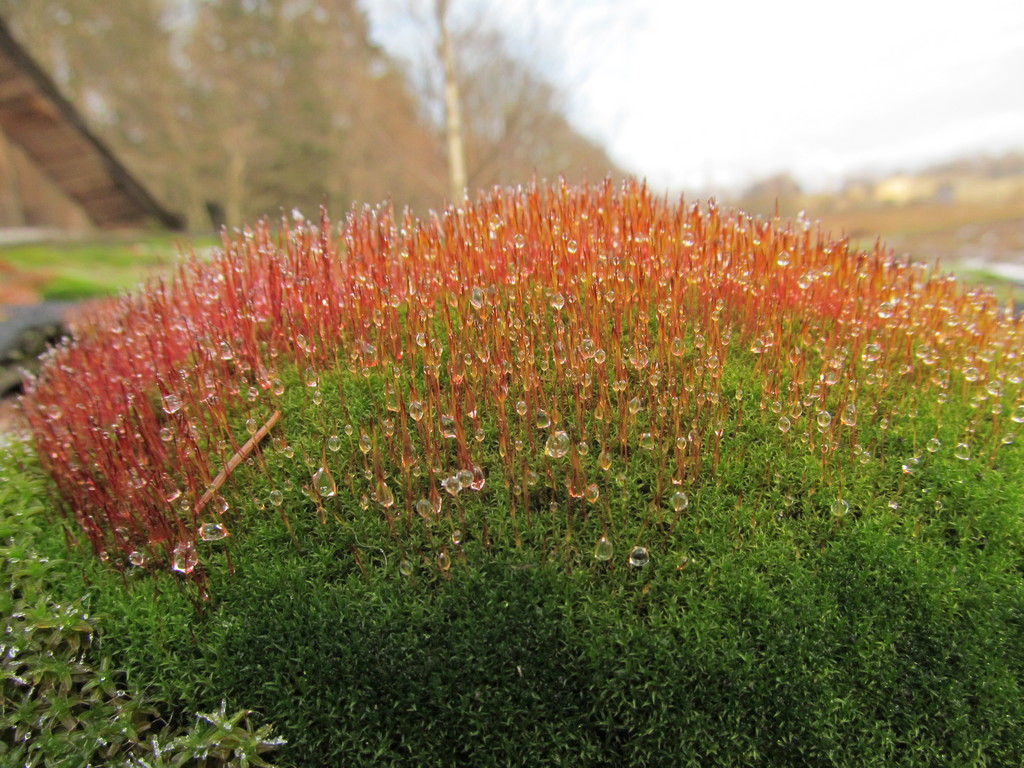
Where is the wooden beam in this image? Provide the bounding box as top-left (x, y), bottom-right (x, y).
top-left (0, 19), bottom-right (183, 229)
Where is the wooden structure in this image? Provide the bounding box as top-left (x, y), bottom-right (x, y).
top-left (0, 18), bottom-right (182, 230)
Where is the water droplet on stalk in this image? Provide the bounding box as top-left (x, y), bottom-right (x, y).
top-left (831, 499), bottom-right (849, 517)
top-left (670, 491), bottom-right (689, 512)
top-left (535, 409), bottom-right (551, 429)
top-left (443, 475), bottom-right (462, 496)
top-left (628, 546), bottom-right (649, 567)
top-left (172, 542), bottom-right (197, 574)
top-left (162, 394), bottom-right (183, 414)
top-left (128, 551), bottom-right (146, 567)
top-left (268, 490), bottom-right (283, 506)
top-left (199, 522), bottom-right (229, 541)
top-left (314, 467), bottom-right (337, 498)
top-left (408, 401), bottom-right (424, 421)
top-left (593, 535), bottom-right (613, 561)
top-left (841, 405), bottom-right (857, 426)
top-left (327, 435), bottom-right (342, 452)
top-left (438, 551), bottom-right (452, 571)
top-left (954, 443), bottom-right (971, 461)
top-left (441, 415), bottom-right (457, 438)
top-left (399, 558), bottom-right (413, 576)
top-left (544, 430), bottom-right (570, 459)
top-left (584, 483), bottom-right (600, 503)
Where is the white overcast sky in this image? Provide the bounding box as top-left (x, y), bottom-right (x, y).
top-left (364, 0), bottom-right (1024, 193)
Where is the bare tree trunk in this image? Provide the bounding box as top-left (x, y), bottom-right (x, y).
top-left (435, 0), bottom-right (466, 201)
top-left (225, 144), bottom-right (247, 228)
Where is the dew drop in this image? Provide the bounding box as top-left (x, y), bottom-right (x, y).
top-left (840, 405), bottom-right (857, 427)
top-left (171, 542), bottom-right (197, 574)
top-left (628, 546), bottom-right (649, 567)
top-left (638, 432), bottom-right (656, 451)
top-left (219, 342), bottom-right (233, 360)
top-left (550, 292), bottom-right (565, 311)
top-left (314, 467), bottom-right (337, 498)
top-left (535, 409), bottom-right (551, 429)
top-left (628, 344), bottom-right (650, 370)
top-left (816, 411), bottom-right (832, 429)
top-left (831, 499), bottom-right (849, 517)
top-left (628, 396), bottom-right (643, 415)
top-left (777, 416), bottom-right (791, 434)
top-left (598, 450), bottom-right (612, 471)
top-left (327, 435), bottom-right (342, 452)
top-left (312, 389), bottom-right (323, 406)
top-left (128, 551), bottom-right (146, 567)
top-left (162, 479), bottom-right (182, 504)
top-left (199, 522), bottom-right (229, 541)
top-left (377, 482), bottom-right (395, 508)
top-left (593, 535), bottom-right (613, 561)
top-left (544, 430), bottom-right (571, 459)
top-left (159, 426), bottom-right (174, 442)
top-left (584, 483), bottom-right (600, 503)
top-left (399, 558), bottom-right (413, 576)
top-left (1012, 404), bottom-right (1024, 423)
top-left (954, 443), bottom-right (971, 461)
top-left (926, 437), bottom-right (941, 453)
top-left (408, 400), bottom-right (424, 421)
top-left (470, 287), bottom-right (485, 310)
top-left (415, 498), bottom-right (433, 518)
top-left (861, 343), bottom-right (882, 363)
top-left (437, 551), bottom-right (452, 571)
top-left (162, 394), bottom-right (183, 414)
top-left (670, 490), bottom-right (689, 512)
top-left (245, 418), bottom-right (258, 436)
top-left (443, 474), bottom-right (463, 496)
top-left (268, 490), bottom-right (283, 506)
top-left (272, 378), bottom-right (285, 396)
top-left (776, 251), bottom-right (790, 267)
top-left (451, 529), bottom-right (463, 545)
top-left (470, 465), bottom-right (486, 491)
top-left (303, 367), bottom-right (319, 388)
top-left (566, 239), bottom-right (578, 254)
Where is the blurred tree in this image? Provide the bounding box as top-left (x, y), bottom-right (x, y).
top-left (0, 0), bottom-right (617, 226)
top-left (390, 0), bottom-right (621, 196)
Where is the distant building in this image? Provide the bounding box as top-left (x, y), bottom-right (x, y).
top-left (873, 175), bottom-right (940, 205)
top-left (0, 18), bottom-right (182, 231)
